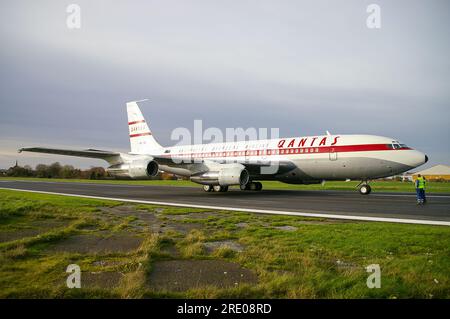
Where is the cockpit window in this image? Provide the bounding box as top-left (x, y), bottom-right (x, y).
top-left (391, 141), bottom-right (408, 149)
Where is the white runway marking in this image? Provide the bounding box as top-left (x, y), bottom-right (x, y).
top-left (1, 187), bottom-right (449, 226)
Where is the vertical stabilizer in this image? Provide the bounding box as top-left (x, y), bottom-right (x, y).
top-left (126, 100), bottom-right (163, 154)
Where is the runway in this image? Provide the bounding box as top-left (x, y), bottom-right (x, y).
top-left (1, 180), bottom-right (450, 226)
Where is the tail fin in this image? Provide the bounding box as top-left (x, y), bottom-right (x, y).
top-left (126, 100), bottom-right (163, 154)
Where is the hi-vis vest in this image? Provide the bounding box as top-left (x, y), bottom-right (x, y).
top-left (416, 177), bottom-right (426, 189)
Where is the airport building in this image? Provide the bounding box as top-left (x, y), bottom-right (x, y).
top-left (412, 165), bottom-right (450, 181)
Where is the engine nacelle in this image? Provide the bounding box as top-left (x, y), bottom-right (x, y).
top-left (218, 166), bottom-right (250, 186)
top-left (106, 159), bottom-right (159, 179)
top-left (190, 165), bottom-right (249, 186)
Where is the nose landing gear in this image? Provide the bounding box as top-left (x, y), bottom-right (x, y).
top-left (357, 181), bottom-right (372, 195)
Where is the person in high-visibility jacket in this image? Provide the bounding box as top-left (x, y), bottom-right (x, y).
top-left (415, 174), bottom-right (427, 205)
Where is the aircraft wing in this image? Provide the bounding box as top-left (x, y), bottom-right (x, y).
top-left (18, 147), bottom-right (297, 177)
top-left (19, 147), bottom-right (121, 162)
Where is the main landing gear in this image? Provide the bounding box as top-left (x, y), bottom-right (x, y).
top-left (240, 181), bottom-right (263, 191)
top-left (357, 181), bottom-right (372, 195)
top-left (202, 182), bottom-right (263, 192)
top-left (203, 185), bottom-right (228, 192)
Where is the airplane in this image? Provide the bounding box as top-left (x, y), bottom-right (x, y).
top-left (19, 100), bottom-right (428, 195)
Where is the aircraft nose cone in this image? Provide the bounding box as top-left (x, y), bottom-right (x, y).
top-left (406, 150), bottom-right (428, 169)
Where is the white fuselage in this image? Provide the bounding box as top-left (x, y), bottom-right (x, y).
top-left (146, 134), bottom-right (427, 182)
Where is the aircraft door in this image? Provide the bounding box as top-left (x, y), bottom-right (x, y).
top-left (329, 147), bottom-right (338, 161)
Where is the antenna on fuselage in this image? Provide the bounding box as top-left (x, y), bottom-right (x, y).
top-left (326, 130), bottom-right (331, 136)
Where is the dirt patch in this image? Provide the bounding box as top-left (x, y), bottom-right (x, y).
top-left (296, 219), bottom-right (351, 225)
top-left (274, 225), bottom-right (298, 231)
top-left (98, 205), bottom-right (138, 214)
top-left (148, 260), bottom-right (258, 291)
top-left (236, 222), bottom-right (249, 228)
top-left (0, 220), bottom-right (69, 243)
top-left (335, 259), bottom-right (360, 271)
top-left (81, 271), bottom-right (124, 289)
top-left (96, 205), bottom-right (202, 234)
top-left (164, 223), bottom-right (201, 235)
top-left (168, 212), bottom-right (220, 221)
top-left (160, 244), bottom-right (180, 257)
top-left (0, 229), bottom-right (41, 243)
top-left (31, 219), bottom-right (69, 228)
top-left (48, 234), bottom-right (143, 254)
top-left (98, 205), bottom-right (157, 222)
top-left (92, 260), bottom-right (128, 267)
top-left (203, 240), bottom-right (244, 253)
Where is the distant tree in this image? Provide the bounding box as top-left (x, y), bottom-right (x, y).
top-left (61, 165), bottom-right (78, 178)
top-left (35, 164), bottom-right (49, 178)
top-left (73, 168), bottom-right (82, 178)
top-left (9, 162), bottom-right (112, 180)
top-left (23, 165), bottom-right (33, 175)
top-left (48, 162), bottom-right (62, 178)
top-left (23, 165), bottom-right (33, 177)
top-left (7, 165), bottom-right (33, 177)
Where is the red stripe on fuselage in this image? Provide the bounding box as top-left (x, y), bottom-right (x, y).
top-left (164, 144), bottom-right (411, 159)
top-left (129, 132), bottom-right (152, 138)
top-left (128, 120), bottom-right (146, 125)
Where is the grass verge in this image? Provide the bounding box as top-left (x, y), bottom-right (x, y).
top-left (0, 189), bottom-right (449, 298)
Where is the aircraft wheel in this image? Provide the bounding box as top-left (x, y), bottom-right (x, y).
top-left (213, 185), bottom-right (228, 192)
top-left (203, 185), bottom-right (213, 192)
top-left (359, 184), bottom-right (371, 195)
top-left (240, 183), bottom-right (249, 191)
top-left (254, 182), bottom-right (263, 191)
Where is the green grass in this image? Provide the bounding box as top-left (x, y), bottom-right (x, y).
top-left (1, 176), bottom-right (450, 193)
top-left (0, 189), bottom-right (449, 299)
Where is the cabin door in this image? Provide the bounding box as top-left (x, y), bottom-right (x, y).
top-left (329, 147), bottom-right (338, 161)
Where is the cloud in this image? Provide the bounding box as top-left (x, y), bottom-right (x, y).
top-left (0, 0), bottom-right (449, 168)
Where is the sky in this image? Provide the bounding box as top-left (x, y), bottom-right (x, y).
top-left (1, 0), bottom-right (449, 169)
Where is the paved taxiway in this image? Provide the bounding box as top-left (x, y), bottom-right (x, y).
top-left (1, 180), bottom-right (449, 225)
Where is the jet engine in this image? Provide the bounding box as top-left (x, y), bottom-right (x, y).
top-left (106, 158), bottom-right (159, 179)
top-left (190, 164), bottom-right (249, 186)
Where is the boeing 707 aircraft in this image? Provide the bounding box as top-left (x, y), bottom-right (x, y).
top-left (19, 101), bottom-right (428, 194)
